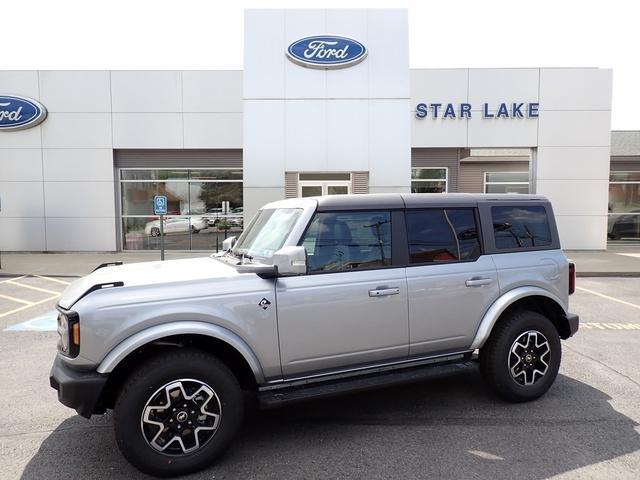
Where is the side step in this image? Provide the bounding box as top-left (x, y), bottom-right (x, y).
top-left (258, 360), bottom-right (478, 409)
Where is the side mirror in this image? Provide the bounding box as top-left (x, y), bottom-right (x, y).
top-left (236, 263), bottom-right (277, 278)
top-left (222, 236), bottom-right (237, 251)
top-left (272, 245), bottom-right (307, 276)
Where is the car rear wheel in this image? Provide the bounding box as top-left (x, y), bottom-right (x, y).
top-left (150, 227), bottom-right (160, 237)
top-left (480, 310), bottom-right (561, 402)
top-left (114, 350), bottom-right (244, 477)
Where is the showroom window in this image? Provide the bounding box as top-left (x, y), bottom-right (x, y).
top-left (608, 171), bottom-right (640, 241)
top-left (411, 168), bottom-right (448, 193)
top-left (484, 172), bottom-right (529, 194)
top-left (119, 169), bottom-right (243, 251)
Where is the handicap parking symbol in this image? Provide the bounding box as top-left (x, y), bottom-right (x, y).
top-left (154, 195), bottom-right (167, 215)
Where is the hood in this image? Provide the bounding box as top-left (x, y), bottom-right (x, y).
top-left (58, 256), bottom-right (237, 309)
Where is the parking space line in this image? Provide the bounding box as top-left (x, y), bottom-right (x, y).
top-left (576, 286), bottom-right (640, 311)
top-left (0, 295), bottom-right (60, 319)
top-left (0, 293), bottom-right (34, 306)
top-left (34, 275), bottom-right (71, 286)
top-left (4, 280), bottom-right (61, 296)
top-left (581, 322), bottom-right (640, 330)
top-left (0, 275), bottom-right (27, 284)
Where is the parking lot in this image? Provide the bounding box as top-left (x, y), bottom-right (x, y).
top-left (0, 275), bottom-right (638, 479)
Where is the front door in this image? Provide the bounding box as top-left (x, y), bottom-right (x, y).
top-left (276, 209), bottom-right (409, 377)
top-left (404, 208), bottom-right (500, 356)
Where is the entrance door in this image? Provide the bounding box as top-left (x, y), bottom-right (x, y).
top-left (299, 181), bottom-right (351, 197)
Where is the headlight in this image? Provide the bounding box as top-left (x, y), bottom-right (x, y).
top-left (57, 310), bottom-right (80, 357)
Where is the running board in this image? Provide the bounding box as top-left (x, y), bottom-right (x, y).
top-left (258, 360), bottom-right (478, 409)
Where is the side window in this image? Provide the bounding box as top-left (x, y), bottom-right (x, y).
top-left (301, 211), bottom-right (392, 273)
top-left (491, 205), bottom-right (552, 249)
top-left (406, 209), bottom-right (481, 264)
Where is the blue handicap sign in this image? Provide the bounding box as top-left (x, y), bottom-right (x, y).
top-left (154, 195), bottom-right (167, 215)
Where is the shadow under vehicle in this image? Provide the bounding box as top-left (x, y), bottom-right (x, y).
top-left (29, 371), bottom-right (640, 479)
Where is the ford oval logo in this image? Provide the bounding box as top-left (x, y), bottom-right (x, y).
top-left (287, 35), bottom-right (367, 69)
top-left (0, 95), bottom-right (47, 131)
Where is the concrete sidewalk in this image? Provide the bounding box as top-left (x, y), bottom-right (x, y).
top-left (0, 246), bottom-right (639, 278)
top-left (0, 252), bottom-right (203, 277)
top-left (566, 245), bottom-right (640, 277)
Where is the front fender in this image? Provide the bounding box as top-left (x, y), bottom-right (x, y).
top-left (469, 286), bottom-right (567, 350)
top-left (96, 321), bottom-right (266, 384)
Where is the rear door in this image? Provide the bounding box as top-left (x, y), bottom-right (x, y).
top-left (405, 207), bottom-right (500, 356)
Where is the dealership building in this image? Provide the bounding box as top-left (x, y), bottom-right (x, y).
top-left (0, 8), bottom-right (637, 252)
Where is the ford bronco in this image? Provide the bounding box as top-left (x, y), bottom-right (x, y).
top-left (50, 193), bottom-right (578, 477)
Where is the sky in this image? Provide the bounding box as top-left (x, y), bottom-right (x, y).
top-left (2, 0), bottom-right (637, 129)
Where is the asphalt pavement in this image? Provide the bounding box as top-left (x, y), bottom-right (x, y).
top-left (0, 277), bottom-right (638, 479)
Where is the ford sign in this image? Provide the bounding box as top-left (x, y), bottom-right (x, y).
top-left (287, 35), bottom-right (367, 69)
top-left (0, 95), bottom-right (47, 131)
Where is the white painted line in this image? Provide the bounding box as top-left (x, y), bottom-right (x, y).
top-left (0, 295), bottom-right (60, 319)
top-left (0, 294), bottom-right (34, 306)
top-left (4, 280), bottom-right (60, 296)
top-left (576, 286), bottom-right (640, 311)
top-left (617, 253), bottom-right (640, 259)
top-left (34, 275), bottom-right (71, 286)
top-left (581, 322), bottom-right (640, 330)
top-left (0, 275), bottom-right (27, 285)
top-left (468, 450), bottom-right (504, 461)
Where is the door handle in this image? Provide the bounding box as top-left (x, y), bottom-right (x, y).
top-left (369, 287), bottom-right (400, 297)
top-left (465, 277), bottom-right (494, 287)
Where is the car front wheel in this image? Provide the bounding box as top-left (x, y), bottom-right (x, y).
top-left (114, 350), bottom-right (244, 477)
top-left (480, 310), bottom-right (561, 402)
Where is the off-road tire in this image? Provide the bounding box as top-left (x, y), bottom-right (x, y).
top-left (480, 310), bottom-right (561, 402)
top-left (114, 349), bottom-right (244, 477)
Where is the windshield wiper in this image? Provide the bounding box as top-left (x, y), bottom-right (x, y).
top-left (230, 250), bottom-right (253, 262)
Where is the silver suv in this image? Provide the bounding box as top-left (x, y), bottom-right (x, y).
top-left (50, 193), bottom-right (578, 477)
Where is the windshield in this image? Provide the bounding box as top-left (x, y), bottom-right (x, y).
top-left (232, 208), bottom-right (302, 259)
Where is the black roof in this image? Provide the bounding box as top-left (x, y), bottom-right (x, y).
top-left (316, 193), bottom-right (549, 211)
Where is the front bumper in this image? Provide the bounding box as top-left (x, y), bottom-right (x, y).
top-left (49, 356), bottom-right (108, 418)
top-left (564, 312), bottom-right (580, 338)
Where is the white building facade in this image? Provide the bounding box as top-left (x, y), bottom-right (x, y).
top-left (0, 9), bottom-right (618, 252)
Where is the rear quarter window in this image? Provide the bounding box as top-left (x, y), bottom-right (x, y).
top-left (491, 205), bottom-right (552, 249)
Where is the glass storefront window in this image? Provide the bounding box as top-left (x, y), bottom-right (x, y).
top-left (121, 182), bottom-right (189, 216)
top-left (608, 171), bottom-right (640, 242)
top-left (190, 182), bottom-right (242, 214)
top-left (189, 169), bottom-right (243, 180)
top-left (411, 168), bottom-right (447, 193)
top-left (120, 169), bottom-right (243, 251)
top-left (301, 185), bottom-right (322, 197)
top-left (484, 171), bottom-right (529, 194)
top-left (120, 170), bottom-right (189, 181)
top-left (610, 172), bottom-right (640, 182)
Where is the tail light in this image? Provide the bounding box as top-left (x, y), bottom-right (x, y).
top-left (568, 262), bottom-right (576, 295)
